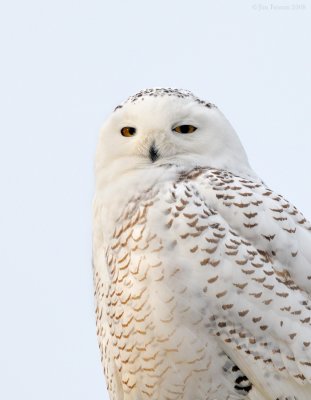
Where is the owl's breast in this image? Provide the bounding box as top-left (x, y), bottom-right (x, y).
top-left (97, 173), bottom-right (247, 399)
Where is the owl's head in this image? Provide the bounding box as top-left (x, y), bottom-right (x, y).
top-left (96, 88), bottom-right (256, 183)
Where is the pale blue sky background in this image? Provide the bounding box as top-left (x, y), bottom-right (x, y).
top-left (0, 1), bottom-right (310, 399)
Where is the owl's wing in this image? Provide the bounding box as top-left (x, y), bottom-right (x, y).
top-left (154, 168), bottom-right (311, 399)
top-left (189, 168), bottom-right (311, 294)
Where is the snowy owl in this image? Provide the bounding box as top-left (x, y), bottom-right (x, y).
top-left (92, 88), bottom-right (311, 400)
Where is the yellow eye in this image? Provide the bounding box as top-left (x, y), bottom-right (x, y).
top-left (173, 125), bottom-right (197, 134)
top-left (121, 127), bottom-right (136, 137)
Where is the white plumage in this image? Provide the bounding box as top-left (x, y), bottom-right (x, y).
top-left (93, 88), bottom-right (311, 400)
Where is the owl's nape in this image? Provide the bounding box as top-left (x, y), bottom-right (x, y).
top-left (93, 88), bottom-right (311, 400)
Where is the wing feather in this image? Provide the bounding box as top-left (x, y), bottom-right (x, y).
top-left (163, 168), bottom-right (311, 398)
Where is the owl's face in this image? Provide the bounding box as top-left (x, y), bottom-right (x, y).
top-left (96, 89), bottom-right (255, 180)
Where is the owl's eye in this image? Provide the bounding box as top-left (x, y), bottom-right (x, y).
top-left (121, 127), bottom-right (136, 137)
top-left (173, 125), bottom-right (197, 134)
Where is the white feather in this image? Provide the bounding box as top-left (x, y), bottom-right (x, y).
top-left (93, 88), bottom-right (311, 400)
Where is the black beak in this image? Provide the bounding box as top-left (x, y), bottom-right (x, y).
top-left (149, 144), bottom-right (159, 162)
